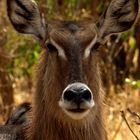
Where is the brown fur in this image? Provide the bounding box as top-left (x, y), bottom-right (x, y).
top-left (25, 20), bottom-right (107, 140)
top-left (6, 0), bottom-right (139, 139)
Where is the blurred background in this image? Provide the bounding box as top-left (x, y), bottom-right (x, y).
top-left (0, 0), bottom-right (140, 140)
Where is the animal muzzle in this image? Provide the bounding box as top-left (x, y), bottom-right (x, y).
top-left (59, 82), bottom-right (95, 120)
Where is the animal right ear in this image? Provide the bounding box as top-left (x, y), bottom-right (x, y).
top-left (7, 0), bottom-right (46, 40)
top-left (96, 0), bottom-right (139, 42)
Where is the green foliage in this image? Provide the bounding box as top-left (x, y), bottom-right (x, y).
top-left (96, 1), bottom-right (105, 15)
top-left (128, 37), bottom-right (136, 49)
top-left (5, 31), bottom-right (40, 78)
top-left (121, 28), bottom-right (135, 41)
top-left (125, 78), bottom-right (140, 88)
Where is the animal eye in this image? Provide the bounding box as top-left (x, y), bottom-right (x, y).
top-left (92, 42), bottom-right (101, 51)
top-left (45, 40), bottom-right (57, 52)
top-left (47, 43), bottom-right (57, 52)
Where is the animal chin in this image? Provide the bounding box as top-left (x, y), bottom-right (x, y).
top-left (62, 108), bottom-right (90, 120)
top-left (58, 100), bottom-right (95, 120)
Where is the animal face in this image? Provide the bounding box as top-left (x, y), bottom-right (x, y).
top-left (7, 0), bottom-right (139, 120)
top-left (40, 20), bottom-right (99, 120)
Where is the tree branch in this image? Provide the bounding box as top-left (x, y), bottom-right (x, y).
top-left (121, 111), bottom-right (140, 140)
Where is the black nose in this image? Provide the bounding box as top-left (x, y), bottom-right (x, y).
top-left (63, 86), bottom-right (92, 105)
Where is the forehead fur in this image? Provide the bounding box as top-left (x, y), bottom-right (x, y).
top-left (48, 20), bottom-right (97, 49)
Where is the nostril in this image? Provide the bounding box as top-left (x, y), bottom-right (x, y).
top-left (81, 89), bottom-right (92, 101)
top-left (63, 90), bottom-right (77, 101)
top-left (63, 88), bottom-right (92, 102)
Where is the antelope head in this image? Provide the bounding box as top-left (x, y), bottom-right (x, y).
top-left (7, 0), bottom-right (139, 121)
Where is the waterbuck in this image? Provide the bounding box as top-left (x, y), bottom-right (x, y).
top-left (6, 0), bottom-right (139, 139)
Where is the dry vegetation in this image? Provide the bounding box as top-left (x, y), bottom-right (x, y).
top-left (0, 0), bottom-right (140, 140)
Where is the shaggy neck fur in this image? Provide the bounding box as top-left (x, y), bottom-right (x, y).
top-left (26, 51), bottom-right (107, 140)
top-left (30, 111), bottom-right (106, 140)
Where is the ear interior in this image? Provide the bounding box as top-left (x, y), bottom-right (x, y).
top-left (7, 0), bottom-right (46, 40)
top-left (96, 0), bottom-right (139, 41)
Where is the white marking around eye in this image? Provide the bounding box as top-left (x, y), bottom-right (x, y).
top-left (50, 38), bottom-right (66, 59)
top-left (84, 35), bottom-right (97, 58)
top-left (30, 0), bottom-right (37, 4)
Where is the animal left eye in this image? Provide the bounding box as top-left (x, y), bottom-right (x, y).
top-left (92, 42), bottom-right (101, 51)
top-left (47, 43), bottom-right (57, 52)
top-left (45, 40), bottom-right (57, 52)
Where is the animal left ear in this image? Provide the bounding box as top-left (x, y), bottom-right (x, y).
top-left (7, 0), bottom-right (46, 40)
top-left (96, 0), bottom-right (139, 42)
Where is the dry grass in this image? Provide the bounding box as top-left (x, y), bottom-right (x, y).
top-left (106, 85), bottom-right (140, 140)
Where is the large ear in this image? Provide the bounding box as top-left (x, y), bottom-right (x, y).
top-left (96, 0), bottom-right (139, 41)
top-left (7, 0), bottom-right (46, 40)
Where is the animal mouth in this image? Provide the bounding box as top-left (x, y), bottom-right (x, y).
top-left (59, 98), bottom-right (95, 119)
top-left (62, 108), bottom-right (90, 120)
top-left (67, 108), bottom-right (86, 113)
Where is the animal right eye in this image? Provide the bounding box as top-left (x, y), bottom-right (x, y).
top-left (45, 41), bottom-right (57, 52)
top-left (47, 43), bottom-right (57, 52)
top-left (92, 42), bottom-right (101, 51)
